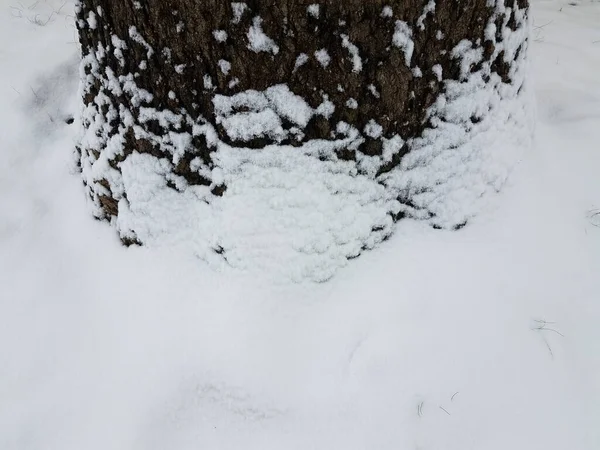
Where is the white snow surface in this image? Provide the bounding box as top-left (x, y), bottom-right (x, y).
top-left (1, 1), bottom-right (600, 449)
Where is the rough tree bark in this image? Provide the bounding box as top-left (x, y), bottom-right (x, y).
top-left (76, 0), bottom-right (530, 251)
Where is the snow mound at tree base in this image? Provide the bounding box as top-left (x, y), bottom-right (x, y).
top-left (114, 92), bottom-right (532, 283)
top-left (117, 147), bottom-right (396, 283)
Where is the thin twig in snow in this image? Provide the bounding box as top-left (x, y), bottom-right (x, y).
top-left (532, 318), bottom-right (564, 359)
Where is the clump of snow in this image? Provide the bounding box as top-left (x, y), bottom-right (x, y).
top-left (3, 2), bottom-right (600, 450)
top-left (213, 29), bottom-right (228, 43)
top-left (129, 26), bottom-right (154, 58)
top-left (231, 2), bottom-right (247, 24)
top-left (247, 17), bottom-right (279, 55)
top-left (294, 53), bottom-right (309, 71)
top-left (219, 109), bottom-right (286, 143)
top-left (364, 120), bottom-right (383, 139)
top-left (380, 0), bottom-right (533, 227)
top-left (432, 63), bottom-right (443, 81)
top-left (381, 6), bottom-right (393, 18)
top-left (228, 78), bottom-right (239, 89)
top-left (417, 0), bottom-right (436, 31)
top-left (213, 90), bottom-right (270, 117)
top-left (316, 97), bottom-right (335, 118)
top-left (307, 4), bottom-right (320, 18)
top-left (110, 35), bottom-right (127, 67)
top-left (314, 48), bottom-right (331, 68)
top-left (86, 11), bottom-right (97, 29)
top-left (213, 85), bottom-right (314, 142)
top-left (392, 20), bottom-right (414, 66)
top-left (265, 84), bottom-right (313, 128)
top-left (162, 47), bottom-right (172, 63)
top-left (341, 34), bottom-right (362, 73)
top-left (218, 59), bottom-right (231, 75)
top-left (203, 74), bottom-right (214, 90)
top-left (367, 84), bottom-right (380, 98)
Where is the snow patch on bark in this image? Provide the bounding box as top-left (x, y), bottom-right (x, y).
top-left (247, 17), bottom-right (279, 55)
top-left (314, 49), bottom-right (331, 68)
top-left (341, 34), bottom-right (362, 73)
top-left (392, 21), bottom-right (414, 67)
top-left (417, 0), bottom-right (436, 30)
top-left (231, 2), bottom-right (247, 24)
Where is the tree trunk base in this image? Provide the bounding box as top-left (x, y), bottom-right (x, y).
top-left (76, 0), bottom-right (532, 280)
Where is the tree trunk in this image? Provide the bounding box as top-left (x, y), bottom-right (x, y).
top-left (75, 0), bottom-right (530, 266)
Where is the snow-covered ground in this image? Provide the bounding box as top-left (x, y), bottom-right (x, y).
top-left (1, 0), bottom-right (599, 449)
